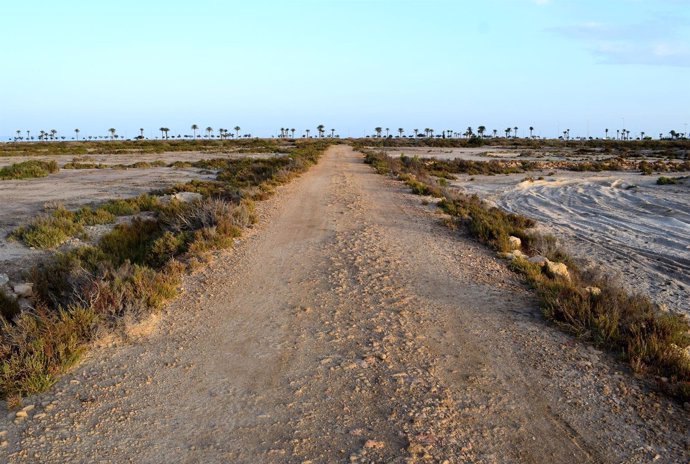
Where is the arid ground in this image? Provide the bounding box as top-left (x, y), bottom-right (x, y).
top-left (383, 146), bottom-right (690, 316)
top-left (1, 146), bottom-right (687, 463)
top-left (0, 151), bottom-right (280, 280)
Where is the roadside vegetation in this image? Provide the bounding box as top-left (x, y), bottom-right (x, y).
top-left (363, 149), bottom-right (690, 402)
top-left (656, 176), bottom-right (687, 185)
top-left (0, 160), bottom-right (58, 180)
top-left (0, 141), bottom-right (330, 402)
top-left (0, 139), bottom-right (291, 158)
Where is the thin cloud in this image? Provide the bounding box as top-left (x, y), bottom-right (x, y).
top-left (552, 17), bottom-right (690, 66)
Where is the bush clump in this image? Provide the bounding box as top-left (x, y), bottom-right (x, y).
top-left (0, 160), bottom-right (58, 180)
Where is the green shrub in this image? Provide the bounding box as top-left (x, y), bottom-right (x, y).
top-left (0, 306), bottom-right (99, 398)
top-left (75, 207), bottom-right (116, 226)
top-left (10, 209), bottom-right (85, 249)
top-left (98, 219), bottom-right (162, 267)
top-left (0, 160), bottom-right (58, 180)
top-left (656, 176), bottom-right (681, 185)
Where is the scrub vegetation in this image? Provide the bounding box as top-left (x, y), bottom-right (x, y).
top-left (363, 148), bottom-right (690, 402)
top-left (0, 141), bottom-right (330, 400)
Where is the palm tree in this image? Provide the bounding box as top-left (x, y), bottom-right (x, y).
top-left (191, 124), bottom-right (199, 139)
top-left (529, 126), bottom-right (534, 138)
top-left (605, 128), bottom-right (609, 140)
top-left (466, 127), bottom-right (474, 138)
top-left (305, 129), bottom-right (310, 138)
top-left (205, 127), bottom-right (213, 138)
top-left (139, 128), bottom-right (144, 139)
top-left (291, 128), bottom-right (296, 138)
top-left (505, 128), bottom-right (511, 138)
top-left (50, 129), bottom-right (57, 140)
top-left (641, 131), bottom-right (645, 140)
top-left (616, 129), bottom-right (620, 140)
top-left (398, 128), bottom-right (404, 137)
top-left (15, 130), bottom-right (21, 141)
top-left (74, 128), bottom-right (80, 141)
top-left (413, 129), bottom-right (419, 137)
top-left (108, 128), bottom-right (116, 140)
top-left (316, 125), bottom-right (325, 137)
top-left (513, 127), bottom-right (518, 138)
top-left (670, 130), bottom-right (678, 139)
top-left (375, 127), bottom-right (383, 138)
top-left (493, 129), bottom-right (497, 138)
top-left (330, 128), bottom-right (335, 137)
top-left (477, 126), bottom-right (486, 138)
top-left (234, 126), bottom-right (241, 138)
top-left (385, 128), bottom-right (390, 138)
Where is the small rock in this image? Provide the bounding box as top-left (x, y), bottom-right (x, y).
top-left (20, 404), bottom-right (34, 413)
top-left (545, 261), bottom-right (570, 281)
top-left (12, 283), bottom-right (33, 298)
top-left (528, 256), bottom-right (549, 266)
top-left (0, 440), bottom-right (8, 448)
top-left (0, 273), bottom-right (9, 286)
top-left (364, 440), bottom-right (385, 449)
top-left (172, 192), bottom-right (203, 203)
top-left (508, 236), bottom-right (522, 250)
top-left (15, 411), bottom-right (28, 418)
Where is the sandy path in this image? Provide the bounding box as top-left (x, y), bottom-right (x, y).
top-left (0, 146), bottom-right (687, 463)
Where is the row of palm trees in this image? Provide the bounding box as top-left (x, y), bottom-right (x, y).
top-left (9, 126), bottom-right (689, 142)
top-left (371, 126), bottom-right (535, 139)
top-left (11, 126), bottom-right (248, 142)
top-left (369, 126), bottom-right (688, 141)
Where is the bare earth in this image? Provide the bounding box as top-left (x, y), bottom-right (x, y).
top-left (0, 146), bottom-right (688, 463)
top-left (453, 171), bottom-right (690, 316)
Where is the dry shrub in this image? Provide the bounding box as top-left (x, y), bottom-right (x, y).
top-left (0, 305), bottom-right (98, 397)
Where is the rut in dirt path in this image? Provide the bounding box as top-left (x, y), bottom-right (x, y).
top-left (1, 145), bottom-right (688, 464)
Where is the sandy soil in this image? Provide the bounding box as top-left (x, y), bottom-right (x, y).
top-left (0, 146), bottom-right (687, 463)
top-left (0, 151), bottom-right (278, 168)
top-left (379, 146), bottom-right (617, 162)
top-left (453, 171), bottom-right (690, 316)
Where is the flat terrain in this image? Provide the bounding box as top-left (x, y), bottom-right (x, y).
top-left (0, 152), bottom-right (281, 279)
top-left (1, 146), bottom-right (688, 463)
top-left (0, 150), bottom-right (279, 168)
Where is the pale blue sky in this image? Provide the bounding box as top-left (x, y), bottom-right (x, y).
top-left (1, 0), bottom-right (689, 139)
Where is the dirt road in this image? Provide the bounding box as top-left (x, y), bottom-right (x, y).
top-left (1, 146), bottom-right (688, 463)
